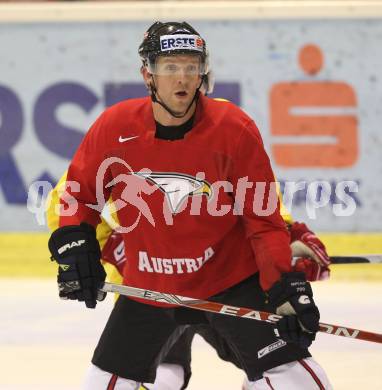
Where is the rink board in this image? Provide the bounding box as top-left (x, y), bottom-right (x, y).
top-left (0, 233), bottom-right (381, 280)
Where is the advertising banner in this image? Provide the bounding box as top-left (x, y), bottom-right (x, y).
top-left (1, 20), bottom-right (381, 231)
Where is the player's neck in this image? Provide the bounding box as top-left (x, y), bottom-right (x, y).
top-left (152, 102), bottom-right (196, 127)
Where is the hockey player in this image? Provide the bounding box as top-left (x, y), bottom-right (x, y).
top-left (47, 173), bottom-right (330, 389)
top-left (47, 21), bottom-right (332, 389)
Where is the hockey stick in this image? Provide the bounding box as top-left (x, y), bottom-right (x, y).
top-left (292, 255), bottom-right (382, 265)
top-left (100, 282), bottom-right (382, 344)
top-left (330, 255), bottom-right (382, 264)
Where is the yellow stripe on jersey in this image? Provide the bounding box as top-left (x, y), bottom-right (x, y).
top-left (46, 172), bottom-right (114, 251)
top-left (45, 172), bottom-right (66, 232)
top-left (45, 171), bottom-right (122, 285)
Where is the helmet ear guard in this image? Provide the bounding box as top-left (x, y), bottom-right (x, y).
top-left (202, 69), bottom-right (215, 95)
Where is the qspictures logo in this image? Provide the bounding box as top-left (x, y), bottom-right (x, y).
top-left (27, 156), bottom-right (359, 230)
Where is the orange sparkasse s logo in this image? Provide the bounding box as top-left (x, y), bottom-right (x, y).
top-left (270, 44), bottom-right (358, 168)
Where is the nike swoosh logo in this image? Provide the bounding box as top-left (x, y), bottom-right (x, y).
top-left (119, 135), bottom-right (139, 143)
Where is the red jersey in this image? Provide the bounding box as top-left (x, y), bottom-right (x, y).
top-left (59, 95), bottom-right (292, 304)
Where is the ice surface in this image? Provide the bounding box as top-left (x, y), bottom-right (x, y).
top-left (1, 279), bottom-right (381, 389)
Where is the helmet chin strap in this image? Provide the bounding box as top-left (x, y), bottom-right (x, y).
top-left (149, 75), bottom-right (204, 119)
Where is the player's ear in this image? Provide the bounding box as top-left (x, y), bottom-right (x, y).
top-left (141, 66), bottom-right (153, 90)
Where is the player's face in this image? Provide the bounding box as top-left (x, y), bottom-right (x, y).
top-left (152, 55), bottom-right (202, 115)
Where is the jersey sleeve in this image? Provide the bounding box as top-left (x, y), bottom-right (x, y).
top-left (46, 170), bottom-right (113, 249)
top-left (231, 120), bottom-right (292, 290)
top-left (58, 112), bottom-right (113, 228)
top-left (47, 169), bottom-right (122, 287)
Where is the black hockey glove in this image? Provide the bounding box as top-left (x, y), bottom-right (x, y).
top-left (267, 272), bottom-right (320, 349)
top-left (48, 223), bottom-right (106, 309)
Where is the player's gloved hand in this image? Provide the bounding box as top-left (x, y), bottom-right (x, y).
top-left (48, 222), bottom-right (106, 308)
top-left (267, 272), bottom-right (320, 349)
top-left (101, 231), bottom-right (126, 276)
top-left (289, 222), bottom-right (331, 281)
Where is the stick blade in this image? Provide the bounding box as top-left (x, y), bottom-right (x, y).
top-left (330, 255), bottom-right (382, 264)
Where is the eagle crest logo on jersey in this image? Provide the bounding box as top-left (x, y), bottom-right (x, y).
top-left (134, 172), bottom-right (212, 214)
